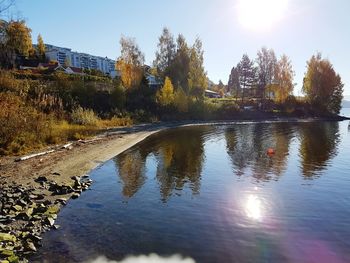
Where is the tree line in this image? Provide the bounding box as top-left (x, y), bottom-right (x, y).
top-left (117, 28), bottom-right (207, 97)
top-left (227, 48), bottom-right (343, 114)
top-left (0, 16), bottom-right (344, 115)
top-left (115, 27), bottom-right (208, 116)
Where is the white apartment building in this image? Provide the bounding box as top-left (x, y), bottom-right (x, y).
top-left (44, 44), bottom-right (118, 77)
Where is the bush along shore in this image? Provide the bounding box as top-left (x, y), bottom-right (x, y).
top-left (0, 174), bottom-right (93, 263)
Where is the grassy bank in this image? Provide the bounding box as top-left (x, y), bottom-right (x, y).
top-left (0, 69), bottom-right (134, 155)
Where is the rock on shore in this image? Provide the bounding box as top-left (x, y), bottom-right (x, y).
top-left (0, 176), bottom-right (93, 263)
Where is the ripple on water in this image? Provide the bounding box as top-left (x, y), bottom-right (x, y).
top-left (33, 121), bottom-right (350, 263)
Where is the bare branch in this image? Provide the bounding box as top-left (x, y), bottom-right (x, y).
top-left (0, 0), bottom-right (15, 15)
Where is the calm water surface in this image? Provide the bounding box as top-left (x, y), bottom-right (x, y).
top-left (33, 110), bottom-right (350, 263)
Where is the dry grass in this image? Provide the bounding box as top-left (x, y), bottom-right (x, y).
top-left (97, 116), bottom-right (133, 128)
top-left (1, 116), bottom-right (133, 156)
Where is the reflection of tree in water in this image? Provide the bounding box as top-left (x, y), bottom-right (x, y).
top-left (114, 148), bottom-right (148, 198)
top-left (299, 122), bottom-right (340, 178)
top-left (225, 125), bottom-right (257, 177)
top-left (270, 123), bottom-right (294, 175)
top-left (225, 123), bottom-right (294, 181)
top-left (114, 127), bottom-right (207, 201)
top-left (251, 123), bottom-right (295, 179)
top-left (155, 127), bottom-right (207, 201)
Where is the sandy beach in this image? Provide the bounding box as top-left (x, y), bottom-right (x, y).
top-left (0, 123), bottom-right (170, 188)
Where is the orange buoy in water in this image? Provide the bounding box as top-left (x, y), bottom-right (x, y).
top-left (267, 148), bottom-right (275, 155)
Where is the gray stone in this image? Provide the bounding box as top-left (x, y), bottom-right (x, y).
top-left (25, 241), bottom-right (36, 252)
top-left (34, 176), bottom-right (48, 183)
top-left (71, 176), bottom-right (80, 182)
top-left (27, 234), bottom-right (42, 243)
top-left (17, 199), bottom-right (28, 207)
top-left (71, 193), bottom-right (80, 199)
top-left (45, 217), bottom-right (55, 227)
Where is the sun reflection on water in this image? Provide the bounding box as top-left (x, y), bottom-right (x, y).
top-left (245, 195), bottom-right (263, 221)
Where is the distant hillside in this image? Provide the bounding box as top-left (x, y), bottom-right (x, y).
top-left (342, 100), bottom-right (350, 108)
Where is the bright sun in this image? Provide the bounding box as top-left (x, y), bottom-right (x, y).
top-left (237, 0), bottom-right (288, 31)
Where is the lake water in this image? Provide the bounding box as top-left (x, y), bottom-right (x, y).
top-left (33, 109), bottom-right (350, 263)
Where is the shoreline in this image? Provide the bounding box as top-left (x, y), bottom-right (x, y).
top-left (1, 116), bottom-right (349, 189)
top-left (0, 117), bottom-right (349, 262)
top-left (0, 124), bottom-right (166, 262)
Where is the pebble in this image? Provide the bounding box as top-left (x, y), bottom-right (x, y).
top-left (71, 193), bottom-right (80, 199)
top-left (0, 174), bottom-right (93, 262)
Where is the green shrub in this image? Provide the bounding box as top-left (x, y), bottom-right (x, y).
top-left (71, 106), bottom-right (99, 125)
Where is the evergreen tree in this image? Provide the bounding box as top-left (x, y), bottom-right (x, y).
top-left (237, 54), bottom-right (256, 102)
top-left (188, 38), bottom-right (207, 99)
top-left (228, 66), bottom-right (240, 97)
top-left (169, 34), bottom-right (191, 93)
top-left (153, 27), bottom-right (176, 80)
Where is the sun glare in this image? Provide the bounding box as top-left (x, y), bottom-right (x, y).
top-left (237, 0), bottom-right (288, 31)
top-left (246, 195), bottom-right (262, 220)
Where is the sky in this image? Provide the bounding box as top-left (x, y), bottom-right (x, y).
top-left (3, 0), bottom-right (350, 96)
